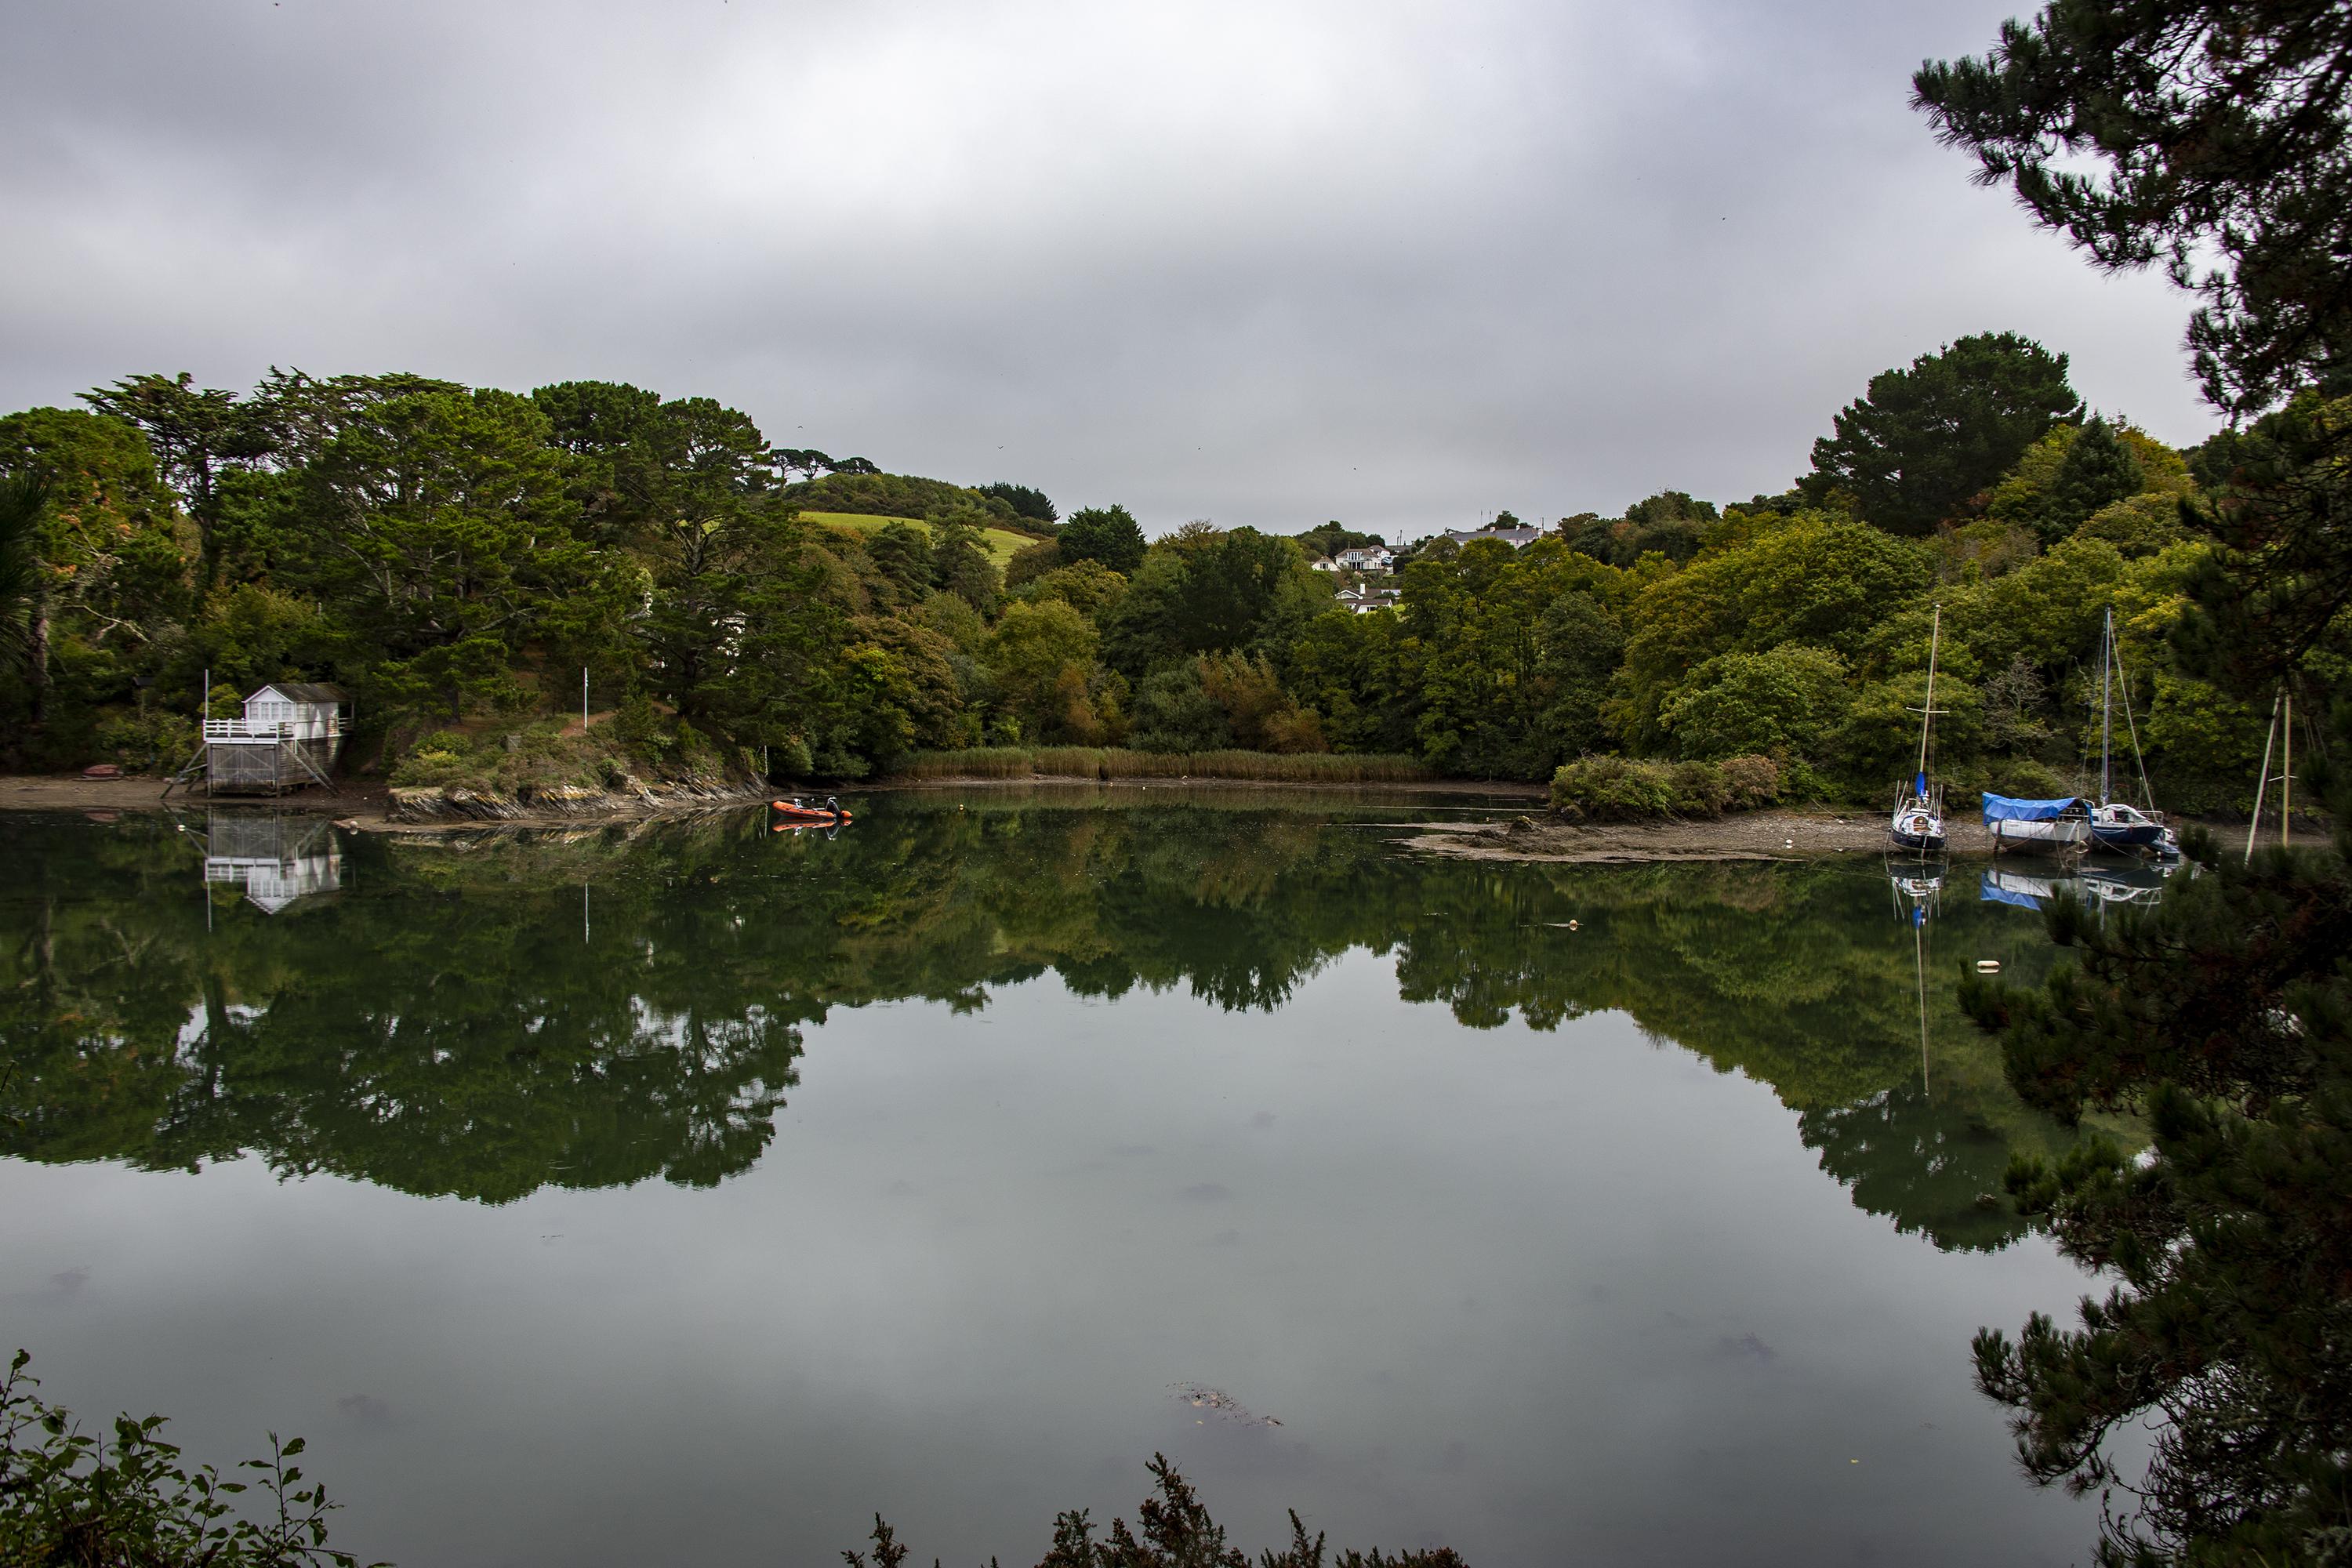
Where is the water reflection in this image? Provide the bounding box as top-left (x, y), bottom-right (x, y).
top-left (1980, 859), bottom-right (2182, 912)
top-left (1, 798), bottom-right (2119, 1246)
top-left (198, 811), bottom-right (343, 914)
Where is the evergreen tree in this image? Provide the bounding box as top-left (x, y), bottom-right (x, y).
top-left (2037, 416), bottom-right (2144, 539)
top-left (1060, 503), bottom-right (1148, 575)
top-left (1803, 333), bottom-right (2083, 535)
top-left (976, 480), bottom-right (1058, 524)
top-left (1915, 0), bottom-right (2352, 416)
top-left (1926, 4), bottom-right (2352, 1561)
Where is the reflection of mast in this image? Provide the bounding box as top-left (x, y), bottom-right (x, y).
top-left (1915, 913), bottom-right (1930, 1098)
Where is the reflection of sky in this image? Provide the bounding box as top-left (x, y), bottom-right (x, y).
top-left (1, 950), bottom-right (2101, 1567)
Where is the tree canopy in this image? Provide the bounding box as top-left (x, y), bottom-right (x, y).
top-left (1803, 332), bottom-right (2084, 535)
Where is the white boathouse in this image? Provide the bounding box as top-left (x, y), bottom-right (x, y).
top-left (198, 683), bottom-right (347, 794)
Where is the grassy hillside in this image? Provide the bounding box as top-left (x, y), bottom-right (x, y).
top-left (804, 511), bottom-right (1036, 568)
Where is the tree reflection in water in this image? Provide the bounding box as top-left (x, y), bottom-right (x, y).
top-left (0, 797), bottom-right (2121, 1242)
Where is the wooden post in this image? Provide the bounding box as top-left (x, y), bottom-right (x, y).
top-left (2282, 688), bottom-right (2292, 849)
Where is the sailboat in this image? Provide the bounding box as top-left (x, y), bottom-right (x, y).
top-left (2085, 607), bottom-right (2177, 857)
top-left (1889, 604), bottom-right (1947, 854)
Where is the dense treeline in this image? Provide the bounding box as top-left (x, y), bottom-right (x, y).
top-left (0, 343), bottom-right (2310, 810)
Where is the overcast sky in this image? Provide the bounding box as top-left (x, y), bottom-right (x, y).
top-left (2, 0), bottom-right (2216, 539)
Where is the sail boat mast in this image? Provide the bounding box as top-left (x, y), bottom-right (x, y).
top-left (1917, 604), bottom-right (1941, 781)
top-left (2100, 608), bottom-right (2114, 805)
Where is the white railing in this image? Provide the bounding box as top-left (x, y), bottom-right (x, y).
top-left (204, 717), bottom-right (340, 742)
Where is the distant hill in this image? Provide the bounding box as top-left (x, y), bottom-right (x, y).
top-left (780, 471), bottom-right (1052, 536)
top-left (801, 511), bottom-right (1038, 569)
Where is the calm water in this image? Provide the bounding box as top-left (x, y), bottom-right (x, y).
top-left (0, 795), bottom-right (2139, 1566)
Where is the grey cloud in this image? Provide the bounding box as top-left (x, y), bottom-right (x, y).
top-left (2, 0), bottom-right (2214, 539)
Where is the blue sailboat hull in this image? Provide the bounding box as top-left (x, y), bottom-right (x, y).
top-left (2090, 821), bottom-right (2165, 851)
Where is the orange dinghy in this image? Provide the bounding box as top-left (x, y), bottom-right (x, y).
top-left (771, 797), bottom-right (851, 826)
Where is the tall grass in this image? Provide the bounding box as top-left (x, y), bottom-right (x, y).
top-left (887, 746), bottom-right (1434, 783)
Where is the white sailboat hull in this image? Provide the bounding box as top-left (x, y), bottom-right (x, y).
top-left (1989, 817), bottom-right (2091, 849)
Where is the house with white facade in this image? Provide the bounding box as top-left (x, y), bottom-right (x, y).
top-left (1438, 524), bottom-right (1543, 550)
top-left (195, 683), bottom-right (347, 794)
top-left (1334, 584), bottom-right (1403, 615)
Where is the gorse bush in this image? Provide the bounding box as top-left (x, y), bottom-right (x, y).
top-left (847, 1454), bottom-right (1465, 1568)
top-left (1548, 753), bottom-right (1780, 820)
top-left (0, 1350), bottom-right (374, 1568)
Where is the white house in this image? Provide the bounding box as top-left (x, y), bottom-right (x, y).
top-left (1439, 525), bottom-right (1542, 550)
top-left (200, 683), bottom-right (347, 794)
top-left (1334, 546), bottom-right (1394, 574)
top-left (1334, 584), bottom-right (1403, 615)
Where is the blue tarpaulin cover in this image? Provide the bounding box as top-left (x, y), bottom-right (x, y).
top-left (1979, 873), bottom-right (2045, 909)
top-left (1982, 793), bottom-right (2085, 824)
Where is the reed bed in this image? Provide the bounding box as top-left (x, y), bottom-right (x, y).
top-left (887, 747), bottom-right (1433, 783)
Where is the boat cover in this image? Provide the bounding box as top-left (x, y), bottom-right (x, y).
top-left (1979, 873), bottom-right (2046, 910)
top-left (1982, 793), bottom-right (2086, 824)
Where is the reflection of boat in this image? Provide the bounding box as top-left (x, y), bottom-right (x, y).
top-left (771, 796), bottom-right (851, 825)
top-left (1984, 793), bottom-right (2092, 853)
top-left (1980, 860), bottom-right (2180, 913)
top-left (1980, 866), bottom-right (2070, 911)
top-left (1886, 857), bottom-right (1946, 927)
top-left (1889, 604), bottom-right (1948, 855)
top-left (2077, 862), bottom-right (2176, 907)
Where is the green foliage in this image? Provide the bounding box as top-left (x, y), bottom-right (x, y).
top-left (1101, 528), bottom-right (1325, 678)
top-left (1661, 643), bottom-right (1848, 761)
top-left (1614, 513), bottom-right (1931, 748)
top-left (1562, 489), bottom-right (1718, 567)
top-left (988, 599), bottom-right (1114, 744)
top-left (1004, 536), bottom-right (1061, 589)
top-left (1, 1351), bottom-right (376, 1568)
top-left (1548, 753), bottom-right (1780, 819)
top-left (1060, 504), bottom-right (1149, 575)
top-left (1804, 333), bottom-right (2082, 535)
top-left (2038, 416), bottom-right (2146, 541)
top-left (853, 1454), bottom-right (1466, 1568)
top-left (975, 480), bottom-right (1058, 524)
top-left (778, 470), bottom-right (1001, 522)
top-left (1292, 521), bottom-right (1386, 561)
top-left (1915, 0), bottom-right (2352, 416)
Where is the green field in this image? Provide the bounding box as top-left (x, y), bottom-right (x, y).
top-left (801, 510), bottom-right (1039, 568)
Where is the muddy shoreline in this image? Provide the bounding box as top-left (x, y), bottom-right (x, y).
top-left (2, 774), bottom-right (2274, 862)
top-left (0, 771), bottom-right (1546, 830)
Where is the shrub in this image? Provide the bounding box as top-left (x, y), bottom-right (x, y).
top-left (849, 1453), bottom-right (1463, 1568)
top-left (0, 1350), bottom-right (368, 1568)
top-left (1718, 753), bottom-right (1782, 808)
top-left (1550, 753), bottom-right (1784, 820)
top-left (1549, 754), bottom-right (1679, 819)
top-left (92, 710), bottom-right (197, 773)
top-left (387, 730), bottom-right (480, 787)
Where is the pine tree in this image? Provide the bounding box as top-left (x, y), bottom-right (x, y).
top-left (2036, 416), bottom-right (2143, 539)
top-left (1925, 4), bottom-right (2352, 1561)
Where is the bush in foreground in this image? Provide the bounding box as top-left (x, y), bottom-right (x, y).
top-left (1548, 753), bottom-right (1780, 820)
top-left (0, 1351), bottom-right (373, 1568)
top-left (847, 1454), bottom-right (1465, 1568)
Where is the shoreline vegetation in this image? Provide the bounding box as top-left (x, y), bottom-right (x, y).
top-left (0, 339), bottom-right (2314, 833)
